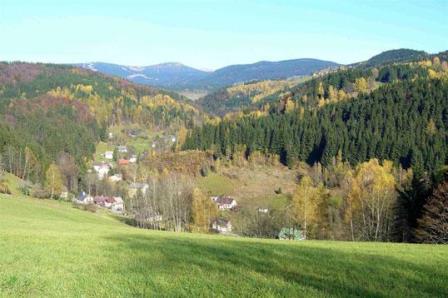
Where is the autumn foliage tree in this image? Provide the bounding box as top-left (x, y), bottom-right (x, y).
top-left (191, 187), bottom-right (217, 232)
top-left (292, 176), bottom-right (324, 239)
top-left (346, 159), bottom-right (396, 241)
top-left (45, 163), bottom-right (64, 199)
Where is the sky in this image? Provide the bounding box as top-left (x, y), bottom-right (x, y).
top-left (1, 0), bottom-right (447, 70)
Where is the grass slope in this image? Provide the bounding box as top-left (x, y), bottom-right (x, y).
top-left (0, 196), bottom-right (447, 297)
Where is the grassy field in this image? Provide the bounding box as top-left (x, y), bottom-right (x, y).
top-left (0, 195), bottom-right (447, 297)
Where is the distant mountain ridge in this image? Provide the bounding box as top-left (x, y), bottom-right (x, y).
top-left (76, 62), bottom-right (209, 89)
top-left (76, 58), bottom-right (339, 90)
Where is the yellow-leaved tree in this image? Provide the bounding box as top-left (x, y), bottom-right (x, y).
top-left (346, 159), bottom-right (396, 241)
top-left (354, 77), bottom-right (368, 93)
top-left (292, 176), bottom-right (324, 239)
top-left (45, 163), bottom-right (64, 199)
top-left (191, 188), bottom-right (217, 233)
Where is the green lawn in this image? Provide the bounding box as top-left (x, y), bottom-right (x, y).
top-left (93, 141), bottom-right (114, 162)
top-left (0, 196), bottom-right (447, 297)
top-left (197, 173), bottom-right (237, 196)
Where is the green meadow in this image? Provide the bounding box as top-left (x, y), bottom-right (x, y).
top-left (0, 195), bottom-right (447, 297)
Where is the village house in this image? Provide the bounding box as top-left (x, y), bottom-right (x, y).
top-left (93, 196), bottom-right (114, 208)
top-left (104, 151), bottom-right (114, 160)
top-left (129, 154), bottom-right (137, 163)
top-left (212, 218), bottom-right (232, 233)
top-left (128, 182), bottom-right (149, 197)
top-left (93, 195), bottom-right (107, 207)
top-left (117, 145), bottom-right (128, 153)
top-left (93, 195), bottom-right (124, 213)
top-left (211, 196), bottom-right (237, 210)
top-left (93, 163), bottom-right (110, 179)
top-left (75, 191), bottom-right (94, 205)
top-left (118, 159), bottom-right (130, 166)
top-left (111, 196), bottom-right (124, 213)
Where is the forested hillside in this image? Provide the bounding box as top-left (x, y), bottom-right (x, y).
top-left (0, 62), bottom-right (201, 183)
top-left (196, 52), bottom-right (447, 117)
top-left (185, 78), bottom-right (448, 172)
top-left (186, 54), bottom-right (448, 174)
top-left (197, 77), bottom-right (309, 116)
top-left (362, 49), bottom-right (429, 67)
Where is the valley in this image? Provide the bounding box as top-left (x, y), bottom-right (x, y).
top-left (2, 1), bottom-right (447, 296)
top-left (1, 48), bottom-right (448, 296)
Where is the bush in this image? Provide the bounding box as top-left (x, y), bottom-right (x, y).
top-left (0, 183), bottom-right (11, 195)
top-left (200, 166), bottom-right (209, 177)
top-left (31, 186), bottom-right (50, 199)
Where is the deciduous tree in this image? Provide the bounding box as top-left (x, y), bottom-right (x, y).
top-left (45, 163), bottom-right (64, 199)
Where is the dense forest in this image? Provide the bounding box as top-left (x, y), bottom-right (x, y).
top-left (185, 78), bottom-right (448, 174)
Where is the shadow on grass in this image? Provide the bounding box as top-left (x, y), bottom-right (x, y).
top-left (102, 233), bottom-right (448, 297)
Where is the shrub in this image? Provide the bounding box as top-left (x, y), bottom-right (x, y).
top-left (31, 186), bottom-right (50, 199)
top-left (0, 183), bottom-right (11, 195)
top-left (200, 166), bottom-right (209, 177)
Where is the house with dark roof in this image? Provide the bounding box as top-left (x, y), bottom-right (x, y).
top-left (211, 196), bottom-right (237, 210)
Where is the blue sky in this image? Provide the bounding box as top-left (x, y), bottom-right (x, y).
top-left (1, 0), bottom-right (447, 69)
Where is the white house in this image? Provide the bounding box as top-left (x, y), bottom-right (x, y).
top-left (117, 145), bottom-right (128, 153)
top-left (93, 163), bottom-right (110, 179)
top-left (104, 151), bottom-right (114, 160)
top-left (129, 155), bottom-right (137, 163)
top-left (111, 196), bottom-right (124, 213)
top-left (211, 196), bottom-right (237, 210)
top-left (212, 219), bottom-right (232, 233)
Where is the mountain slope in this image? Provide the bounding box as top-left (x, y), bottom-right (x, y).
top-left (1, 196), bottom-right (447, 297)
top-left (0, 62), bottom-right (201, 178)
top-left (76, 62), bottom-right (209, 89)
top-left (194, 58), bottom-right (338, 89)
top-left (197, 49), bottom-right (448, 117)
top-left (185, 59), bottom-right (448, 172)
top-left (78, 58), bottom-right (339, 90)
